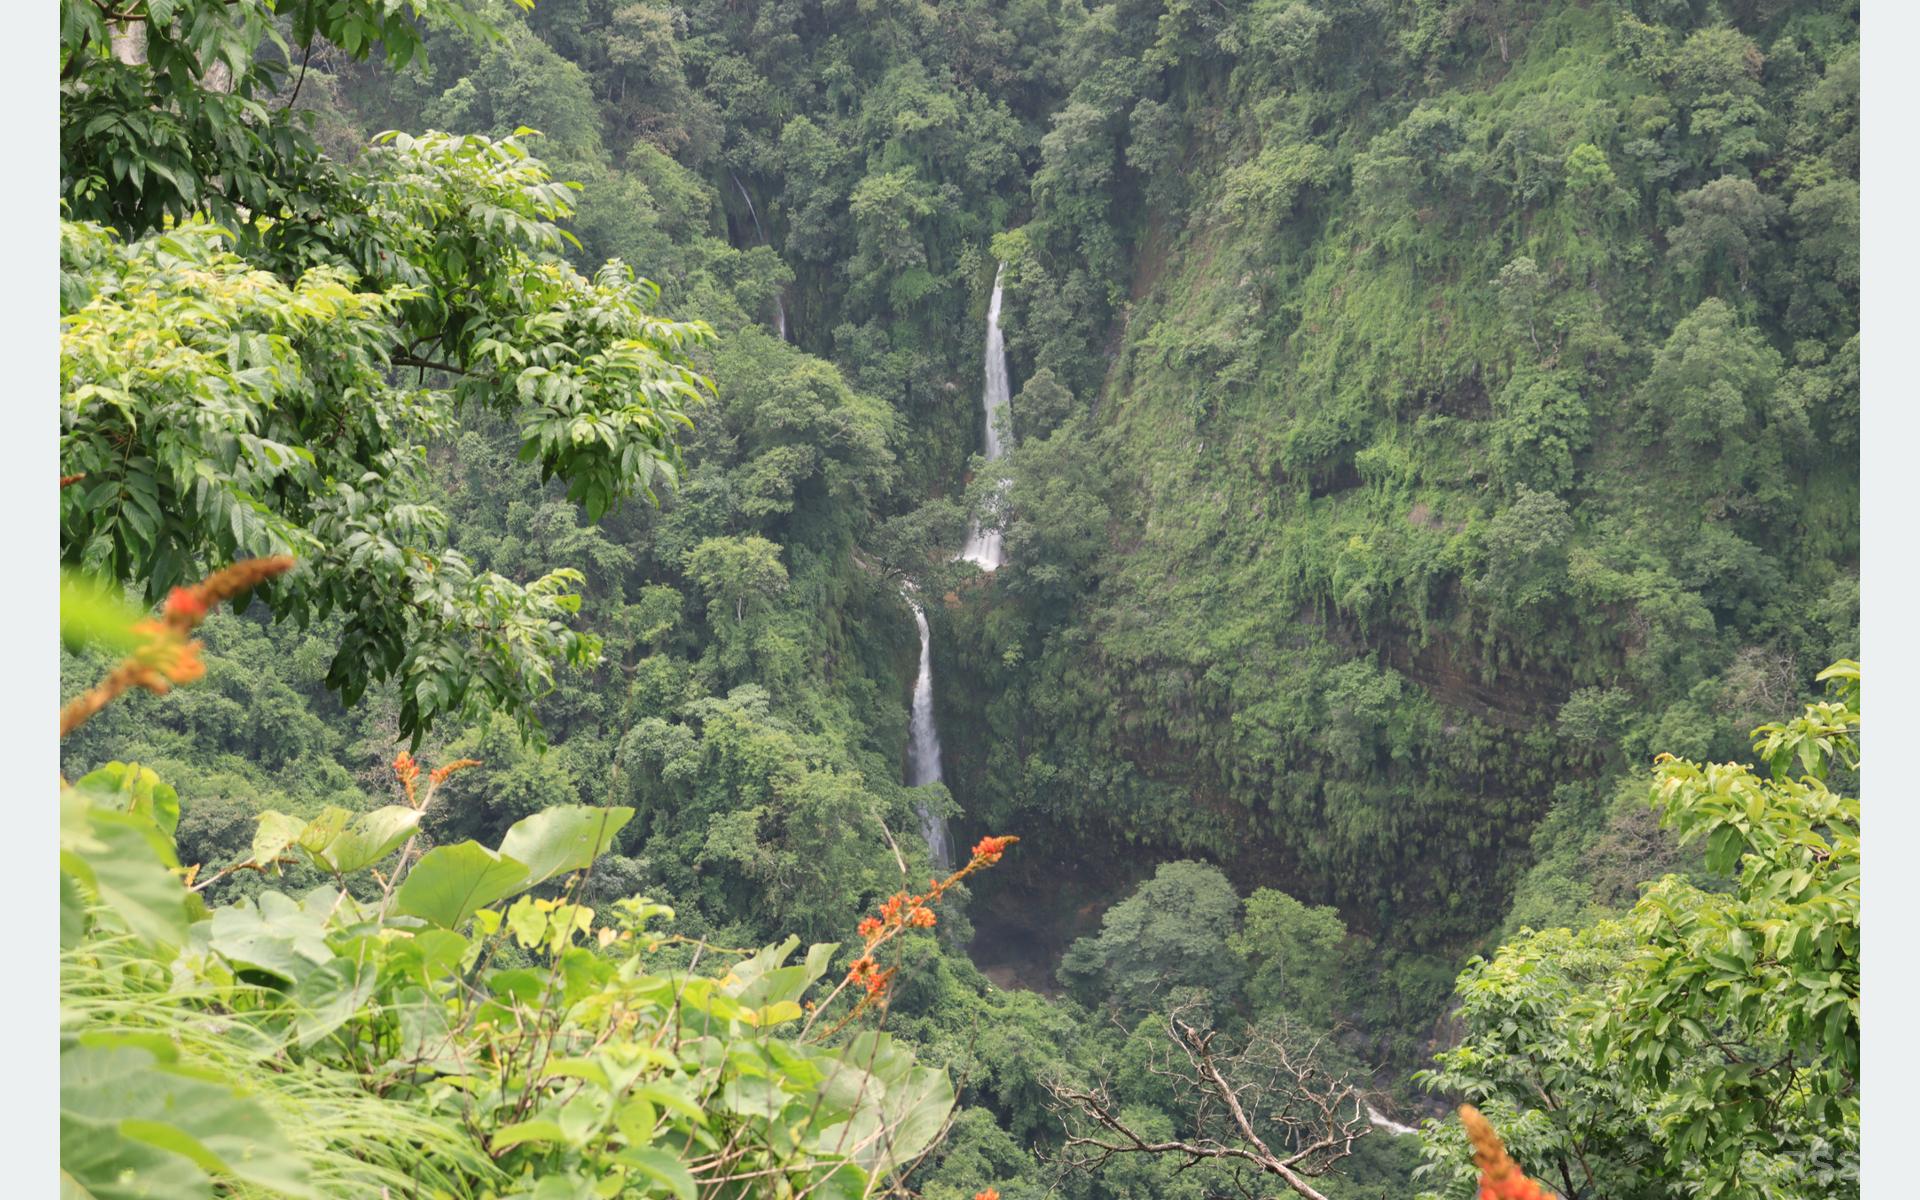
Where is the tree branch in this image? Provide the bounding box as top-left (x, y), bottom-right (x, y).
top-left (1045, 1005), bottom-right (1371, 1200)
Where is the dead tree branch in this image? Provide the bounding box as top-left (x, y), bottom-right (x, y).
top-left (1044, 1003), bottom-right (1372, 1200)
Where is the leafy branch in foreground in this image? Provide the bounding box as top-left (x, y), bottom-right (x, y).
top-left (61, 128), bottom-right (714, 742)
top-left (1416, 663), bottom-right (1860, 1200)
top-left (61, 575), bottom-right (1021, 1197)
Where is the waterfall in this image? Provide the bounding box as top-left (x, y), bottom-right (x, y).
top-left (902, 588), bottom-right (953, 871)
top-left (731, 172), bottom-right (789, 342)
top-left (959, 263), bottom-right (1011, 570)
top-left (1366, 1104), bottom-right (1419, 1137)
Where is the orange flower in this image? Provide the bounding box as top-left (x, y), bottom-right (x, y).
top-left (1460, 1106), bottom-right (1556, 1200)
top-left (159, 556), bottom-right (296, 635)
top-left (163, 587), bottom-right (208, 621)
top-left (429, 757), bottom-right (482, 785)
top-left (60, 558), bottom-right (301, 741)
top-left (393, 751), bottom-right (422, 806)
top-left (821, 835), bottom-right (1025, 1037)
top-left (974, 1190), bottom-right (1000, 1200)
top-left (970, 835), bottom-right (1017, 864)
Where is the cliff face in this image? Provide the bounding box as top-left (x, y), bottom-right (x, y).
top-left (941, 1), bottom-right (1859, 952)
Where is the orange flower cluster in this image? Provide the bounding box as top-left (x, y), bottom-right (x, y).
top-left (391, 753), bottom-right (481, 808)
top-left (971, 835), bottom-right (1015, 864)
top-left (974, 1190), bottom-right (1000, 1200)
top-left (1460, 1106), bottom-right (1556, 1200)
top-left (836, 835), bottom-right (1019, 1019)
top-left (159, 557), bottom-right (297, 635)
top-left (431, 758), bottom-right (482, 785)
top-left (163, 587), bottom-right (209, 622)
top-left (846, 955), bottom-right (895, 998)
top-left (394, 751), bottom-right (422, 806)
top-left (59, 557), bottom-right (297, 739)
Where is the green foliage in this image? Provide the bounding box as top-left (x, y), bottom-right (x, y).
top-left (62, 753), bottom-right (961, 1200)
top-left (1230, 889), bottom-right (1349, 1028)
top-left (683, 535), bottom-right (788, 624)
top-left (61, 119), bottom-right (713, 743)
top-left (59, 0), bottom-right (511, 234)
top-left (1416, 665), bottom-right (1861, 1199)
top-left (1058, 861), bottom-right (1244, 1017)
top-left (54, 2), bottom-right (1858, 1196)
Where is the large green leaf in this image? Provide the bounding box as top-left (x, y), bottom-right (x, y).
top-left (62, 1041), bottom-right (314, 1199)
top-left (206, 889), bottom-right (337, 984)
top-left (72, 763), bottom-right (180, 838)
top-left (61, 792), bottom-right (199, 950)
top-left (292, 957), bottom-right (379, 1047)
top-left (59, 572), bottom-right (148, 658)
top-left (61, 1111), bottom-right (212, 1199)
top-left (814, 1033), bottom-right (955, 1174)
top-left (297, 805), bottom-right (421, 876)
top-left (497, 805), bottom-right (634, 891)
top-left (617, 1147), bottom-right (698, 1200)
top-left (249, 811), bottom-right (307, 869)
top-left (395, 841), bottom-right (531, 929)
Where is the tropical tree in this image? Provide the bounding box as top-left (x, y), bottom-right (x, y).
top-left (60, 0), bottom-right (713, 741)
top-left (1416, 662), bottom-right (1861, 1200)
top-left (684, 535), bottom-right (789, 624)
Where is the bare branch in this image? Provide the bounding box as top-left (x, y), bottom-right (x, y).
top-left (1044, 1003), bottom-right (1372, 1200)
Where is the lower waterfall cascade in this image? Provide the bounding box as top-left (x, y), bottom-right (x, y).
top-left (901, 588), bottom-right (953, 871)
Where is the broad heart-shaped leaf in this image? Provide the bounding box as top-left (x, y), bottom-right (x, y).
top-left (813, 1032), bottom-right (955, 1175)
top-left (496, 805), bottom-right (633, 891)
top-left (292, 957), bottom-right (378, 1047)
top-left (249, 810), bottom-right (307, 868)
top-left (297, 805), bottom-right (421, 875)
top-left (62, 1040), bottom-right (315, 1199)
top-left (72, 762), bottom-right (180, 838)
top-left (616, 1147), bottom-right (697, 1200)
top-left (60, 791), bottom-right (200, 950)
top-left (61, 1110), bottom-right (212, 1199)
top-left (207, 891), bottom-right (337, 985)
top-left (395, 841), bottom-right (530, 929)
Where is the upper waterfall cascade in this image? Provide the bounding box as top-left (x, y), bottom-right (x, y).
top-left (902, 588), bottom-right (953, 871)
top-left (959, 262), bottom-right (1011, 570)
top-left (731, 172), bottom-right (789, 342)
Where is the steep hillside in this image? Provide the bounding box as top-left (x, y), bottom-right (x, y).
top-left (942, 0), bottom-right (1858, 963)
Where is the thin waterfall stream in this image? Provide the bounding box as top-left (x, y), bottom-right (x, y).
top-left (730, 172), bottom-right (789, 341)
top-left (959, 262), bottom-right (1011, 569)
top-left (901, 262), bottom-right (1017, 866)
top-left (902, 587), bottom-right (952, 871)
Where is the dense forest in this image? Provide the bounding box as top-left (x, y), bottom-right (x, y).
top-left (58, 1), bottom-right (1859, 1198)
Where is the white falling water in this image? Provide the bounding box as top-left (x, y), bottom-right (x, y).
top-left (902, 588), bottom-right (953, 871)
top-left (731, 172), bottom-right (789, 342)
top-left (958, 262), bottom-right (1011, 570)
